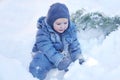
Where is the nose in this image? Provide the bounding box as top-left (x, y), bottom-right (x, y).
top-left (60, 23), bottom-right (65, 28)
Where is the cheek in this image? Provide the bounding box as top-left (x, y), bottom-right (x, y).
top-left (53, 25), bottom-right (59, 30)
top-left (65, 24), bottom-right (69, 29)
top-left (53, 23), bottom-right (58, 28)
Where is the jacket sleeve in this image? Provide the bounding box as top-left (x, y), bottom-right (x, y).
top-left (69, 23), bottom-right (82, 62)
top-left (35, 27), bottom-right (64, 67)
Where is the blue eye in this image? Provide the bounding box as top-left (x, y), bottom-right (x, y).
top-left (56, 22), bottom-right (68, 25)
top-left (64, 22), bottom-right (68, 24)
top-left (57, 23), bottom-right (61, 25)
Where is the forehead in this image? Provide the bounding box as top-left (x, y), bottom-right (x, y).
top-left (54, 18), bottom-right (68, 23)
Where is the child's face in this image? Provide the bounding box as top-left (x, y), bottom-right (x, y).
top-left (53, 18), bottom-right (68, 33)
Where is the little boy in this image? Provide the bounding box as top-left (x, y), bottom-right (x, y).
top-left (29, 3), bottom-right (85, 80)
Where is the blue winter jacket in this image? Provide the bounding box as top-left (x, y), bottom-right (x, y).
top-left (32, 17), bottom-right (81, 67)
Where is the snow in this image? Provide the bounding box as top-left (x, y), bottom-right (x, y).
top-left (64, 27), bottom-right (120, 80)
top-left (0, 0), bottom-right (120, 80)
top-left (0, 55), bottom-right (38, 80)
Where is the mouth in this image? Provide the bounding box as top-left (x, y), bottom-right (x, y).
top-left (58, 29), bottom-right (65, 33)
top-left (59, 29), bottom-right (65, 31)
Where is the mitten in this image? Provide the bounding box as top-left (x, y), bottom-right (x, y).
top-left (57, 57), bottom-right (72, 70)
top-left (79, 58), bottom-right (85, 65)
top-left (79, 54), bottom-right (85, 65)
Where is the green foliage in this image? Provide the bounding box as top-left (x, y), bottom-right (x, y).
top-left (71, 9), bottom-right (84, 22)
top-left (71, 9), bottom-right (120, 36)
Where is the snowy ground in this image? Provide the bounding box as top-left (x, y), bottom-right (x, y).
top-left (0, 0), bottom-right (120, 80)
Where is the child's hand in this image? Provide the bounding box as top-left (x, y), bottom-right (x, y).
top-left (57, 57), bottom-right (72, 70)
top-left (79, 55), bottom-right (85, 65)
top-left (79, 58), bottom-right (85, 65)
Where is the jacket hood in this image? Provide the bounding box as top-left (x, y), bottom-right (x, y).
top-left (37, 17), bottom-right (54, 31)
top-left (37, 16), bottom-right (76, 34)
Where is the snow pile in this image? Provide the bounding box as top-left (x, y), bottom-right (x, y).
top-left (63, 27), bottom-right (120, 80)
top-left (0, 55), bottom-right (38, 80)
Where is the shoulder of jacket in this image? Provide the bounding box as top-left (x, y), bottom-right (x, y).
top-left (37, 16), bottom-right (46, 29)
